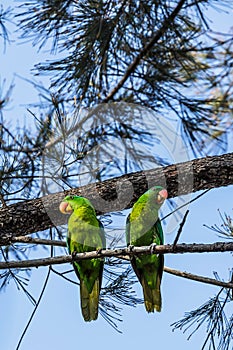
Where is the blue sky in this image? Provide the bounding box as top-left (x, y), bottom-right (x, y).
top-left (1, 187), bottom-right (232, 350)
top-left (1, 2), bottom-right (233, 350)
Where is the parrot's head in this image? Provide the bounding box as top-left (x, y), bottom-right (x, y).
top-left (148, 186), bottom-right (168, 207)
top-left (59, 195), bottom-right (94, 214)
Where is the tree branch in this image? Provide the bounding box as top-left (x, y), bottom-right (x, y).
top-left (173, 210), bottom-right (189, 247)
top-left (0, 242), bottom-right (233, 270)
top-left (8, 236), bottom-right (66, 247)
top-left (0, 152), bottom-right (232, 238)
top-left (103, 0), bottom-right (186, 102)
top-left (2, 243), bottom-right (233, 290)
top-left (163, 266), bottom-right (233, 289)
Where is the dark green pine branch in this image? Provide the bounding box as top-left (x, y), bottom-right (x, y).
top-left (103, 0), bottom-right (187, 102)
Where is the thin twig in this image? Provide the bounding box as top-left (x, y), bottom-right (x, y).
top-left (16, 268), bottom-right (51, 350)
top-left (0, 247), bottom-right (36, 305)
top-left (16, 229), bottom-right (53, 350)
top-left (172, 210), bottom-right (189, 248)
top-left (162, 190), bottom-right (210, 220)
top-left (50, 266), bottom-right (79, 285)
top-left (10, 236), bottom-right (66, 247)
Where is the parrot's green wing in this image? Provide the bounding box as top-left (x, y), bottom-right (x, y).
top-left (127, 216), bottom-right (164, 312)
top-left (126, 186), bottom-right (167, 313)
top-left (61, 195), bottom-right (106, 322)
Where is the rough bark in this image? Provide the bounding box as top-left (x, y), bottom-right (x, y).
top-left (0, 152), bottom-right (232, 240)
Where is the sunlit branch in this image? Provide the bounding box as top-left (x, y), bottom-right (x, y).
top-left (0, 242), bottom-right (233, 270)
top-left (8, 236), bottom-right (66, 247)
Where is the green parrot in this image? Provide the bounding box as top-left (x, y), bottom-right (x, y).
top-left (59, 195), bottom-right (106, 321)
top-left (126, 186), bottom-right (168, 312)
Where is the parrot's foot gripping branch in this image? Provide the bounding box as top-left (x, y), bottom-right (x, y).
top-left (71, 251), bottom-right (78, 261)
top-left (128, 245), bottom-right (135, 252)
top-left (128, 245), bottom-right (135, 260)
top-left (150, 243), bottom-right (157, 254)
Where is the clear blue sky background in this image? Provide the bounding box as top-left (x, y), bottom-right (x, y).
top-left (1, 2), bottom-right (233, 350)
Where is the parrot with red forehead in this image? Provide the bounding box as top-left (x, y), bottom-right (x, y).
top-left (126, 186), bottom-right (168, 312)
top-left (59, 195), bottom-right (105, 321)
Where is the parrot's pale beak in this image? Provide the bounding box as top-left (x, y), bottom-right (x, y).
top-left (157, 189), bottom-right (168, 204)
top-left (59, 201), bottom-right (73, 214)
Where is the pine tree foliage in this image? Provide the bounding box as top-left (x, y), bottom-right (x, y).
top-left (16, 0), bottom-right (233, 153)
top-left (171, 210), bottom-right (233, 349)
top-left (0, 0), bottom-right (233, 344)
top-left (0, 5), bottom-right (12, 49)
top-left (172, 278), bottom-right (233, 350)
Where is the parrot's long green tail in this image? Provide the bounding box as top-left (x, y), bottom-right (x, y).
top-left (141, 276), bottom-right (162, 312)
top-left (80, 279), bottom-right (100, 321)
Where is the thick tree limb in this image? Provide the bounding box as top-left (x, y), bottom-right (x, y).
top-left (1, 242), bottom-right (233, 270)
top-left (0, 152), bottom-right (232, 238)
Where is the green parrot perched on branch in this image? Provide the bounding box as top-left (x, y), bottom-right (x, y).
top-left (59, 195), bottom-right (106, 321)
top-left (126, 186), bottom-right (168, 312)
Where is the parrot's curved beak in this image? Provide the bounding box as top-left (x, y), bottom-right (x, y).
top-left (157, 189), bottom-right (168, 204)
top-left (59, 201), bottom-right (73, 214)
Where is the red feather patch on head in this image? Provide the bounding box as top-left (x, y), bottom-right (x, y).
top-left (157, 189), bottom-right (168, 204)
top-left (59, 201), bottom-right (73, 214)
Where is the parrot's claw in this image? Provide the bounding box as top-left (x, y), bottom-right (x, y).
top-left (128, 245), bottom-right (135, 260)
top-left (128, 244), bottom-right (135, 252)
top-left (150, 243), bottom-right (157, 254)
top-left (96, 248), bottom-right (102, 255)
top-left (71, 251), bottom-right (77, 260)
